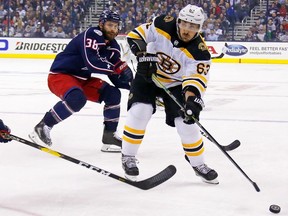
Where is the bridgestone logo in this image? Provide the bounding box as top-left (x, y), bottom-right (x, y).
top-left (15, 42), bottom-right (67, 53)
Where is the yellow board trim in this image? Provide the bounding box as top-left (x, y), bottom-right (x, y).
top-left (0, 53), bottom-right (56, 59)
top-left (1, 54), bottom-right (287, 64)
top-left (212, 58), bottom-right (288, 64)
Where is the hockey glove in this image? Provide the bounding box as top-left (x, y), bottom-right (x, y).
top-left (181, 96), bottom-right (204, 124)
top-left (108, 74), bottom-right (131, 90)
top-left (113, 60), bottom-right (133, 83)
top-left (137, 53), bottom-right (157, 83)
top-left (0, 120), bottom-right (11, 143)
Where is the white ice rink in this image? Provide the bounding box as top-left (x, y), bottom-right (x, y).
top-left (0, 58), bottom-right (287, 216)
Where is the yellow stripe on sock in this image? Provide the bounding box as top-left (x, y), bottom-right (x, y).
top-left (124, 125), bottom-right (145, 135)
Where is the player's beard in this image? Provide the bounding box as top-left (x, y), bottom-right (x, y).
top-left (102, 28), bottom-right (118, 41)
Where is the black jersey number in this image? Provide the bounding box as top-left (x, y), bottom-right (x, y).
top-left (145, 23), bottom-right (152, 29)
top-left (197, 63), bottom-right (210, 75)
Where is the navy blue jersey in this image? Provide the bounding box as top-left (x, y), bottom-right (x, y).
top-left (50, 26), bottom-right (121, 79)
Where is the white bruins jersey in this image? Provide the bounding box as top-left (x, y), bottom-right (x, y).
top-left (127, 15), bottom-right (211, 98)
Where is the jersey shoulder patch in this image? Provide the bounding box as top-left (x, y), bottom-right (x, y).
top-left (93, 29), bottom-right (103, 36)
top-left (186, 37), bottom-right (211, 61)
top-left (86, 27), bottom-right (105, 42)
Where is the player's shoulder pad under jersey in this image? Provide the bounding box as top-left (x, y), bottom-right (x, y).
top-left (153, 15), bottom-right (176, 34)
top-left (186, 36), bottom-right (211, 61)
top-left (86, 27), bottom-right (105, 42)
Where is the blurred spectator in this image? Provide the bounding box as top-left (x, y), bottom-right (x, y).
top-left (242, 29), bottom-right (258, 41)
top-left (214, 23), bottom-right (224, 40)
top-left (45, 25), bottom-right (56, 38)
top-left (282, 19), bottom-right (288, 31)
top-left (266, 18), bottom-right (277, 40)
top-left (279, 30), bottom-right (288, 41)
top-left (210, 2), bottom-right (222, 18)
top-left (267, 2), bottom-right (279, 16)
top-left (206, 29), bottom-right (219, 41)
top-left (226, 2), bottom-right (236, 27)
top-left (258, 11), bottom-right (266, 25)
top-left (269, 12), bottom-right (281, 29)
top-left (61, 19), bottom-right (73, 37)
top-left (0, 5), bottom-right (7, 20)
top-left (55, 25), bottom-right (66, 38)
top-left (69, 28), bottom-right (78, 38)
top-left (256, 26), bottom-right (267, 41)
top-left (279, 3), bottom-right (287, 19)
top-left (32, 25), bottom-right (44, 37)
top-left (235, 0), bottom-right (250, 22)
top-left (201, 23), bottom-right (211, 38)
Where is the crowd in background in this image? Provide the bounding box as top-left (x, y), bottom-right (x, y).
top-left (111, 0), bottom-right (258, 40)
top-left (109, 0), bottom-right (287, 42)
top-left (0, 0), bottom-right (90, 38)
top-left (0, 0), bottom-right (287, 41)
top-left (242, 1), bottom-right (288, 42)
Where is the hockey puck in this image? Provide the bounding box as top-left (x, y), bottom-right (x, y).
top-left (269, 205), bottom-right (281, 213)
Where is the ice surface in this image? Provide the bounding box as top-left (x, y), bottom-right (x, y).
top-left (0, 58), bottom-right (287, 216)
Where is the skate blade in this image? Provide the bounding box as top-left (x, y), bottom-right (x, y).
top-left (29, 131), bottom-right (52, 146)
top-left (124, 174), bottom-right (138, 182)
top-left (200, 177), bottom-right (219, 185)
top-left (101, 144), bottom-right (121, 153)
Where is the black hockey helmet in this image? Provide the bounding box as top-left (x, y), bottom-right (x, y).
top-left (99, 10), bottom-right (121, 29)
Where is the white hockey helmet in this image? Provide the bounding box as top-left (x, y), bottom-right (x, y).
top-left (177, 4), bottom-right (205, 31)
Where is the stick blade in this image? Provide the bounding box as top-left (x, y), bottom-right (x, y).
top-left (131, 165), bottom-right (177, 190)
top-left (223, 140), bottom-right (241, 151)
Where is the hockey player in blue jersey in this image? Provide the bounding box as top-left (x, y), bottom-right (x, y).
top-left (0, 119), bottom-right (11, 143)
top-left (29, 10), bottom-right (133, 153)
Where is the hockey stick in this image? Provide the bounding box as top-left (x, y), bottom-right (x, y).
top-left (2, 133), bottom-right (176, 190)
top-left (200, 131), bottom-right (240, 151)
top-left (211, 43), bottom-right (228, 59)
top-left (152, 74), bottom-right (260, 192)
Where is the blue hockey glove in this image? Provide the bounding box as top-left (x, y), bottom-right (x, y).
top-left (0, 120), bottom-right (12, 143)
top-left (181, 96), bottom-right (204, 124)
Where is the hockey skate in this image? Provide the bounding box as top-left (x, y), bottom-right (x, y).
top-left (185, 155), bottom-right (219, 184)
top-left (101, 129), bottom-right (122, 153)
top-left (122, 154), bottom-right (139, 181)
top-left (29, 120), bottom-right (52, 146)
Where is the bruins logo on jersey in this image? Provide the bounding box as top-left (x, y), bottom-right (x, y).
top-left (163, 16), bottom-right (174, 22)
top-left (157, 52), bottom-right (180, 74)
top-left (198, 42), bottom-right (208, 51)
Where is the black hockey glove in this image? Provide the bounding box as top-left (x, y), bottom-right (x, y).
top-left (0, 120), bottom-right (11, 143)
top-left (137, 53), bottom-right (157, 83)
top-left (181, 96), bottom-right (204, 124)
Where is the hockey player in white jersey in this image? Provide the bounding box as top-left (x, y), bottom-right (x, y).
top-left (121, 4), bottom-right (218, 184)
